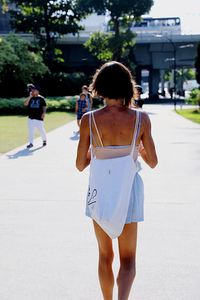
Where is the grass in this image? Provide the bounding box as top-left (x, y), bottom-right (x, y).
top-left (176, 108), bottom-right (200, 125)
top-left (0, 112), bottom-right (75, 154)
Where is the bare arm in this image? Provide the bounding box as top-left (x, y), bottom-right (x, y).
top-left (75, 100), bottom-right (78, 113)
top-left (41, 106), bottom-right (46, 120)
top-left (82, 101), bottom-right (88, 112)
top-left (24, 94), bottom-right (32, 106)
top-left (139, 113), bottom-right (158, 168)
top-left (76, 114), bottom-right (91, 171)
top-left (84, 100), bottom-right (89, 112)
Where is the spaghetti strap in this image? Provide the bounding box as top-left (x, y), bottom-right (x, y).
top-left (89, 112), bottom-right (99, 150)
top-left (130, 111), bottom-right (140, 156)
top-left (92, 113), bottom-right (104, 147)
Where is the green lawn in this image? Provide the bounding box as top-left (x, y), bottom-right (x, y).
top-left (0, 112), bottom-right (75, 154)
top-left (176, 108), bottom-right (200, 124)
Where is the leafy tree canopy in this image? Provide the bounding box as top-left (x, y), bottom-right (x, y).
top-left (85, 30), bottom-right (136, 68)
top-left (0, 34), bottom-right (48, 83)
top-left (84, 32), bottom-right (113, 61)
top-left (9, 0), bottom-right (88, 65)
top-left (77, 0), bottom-right (153, 19)
top-left (82, 0), bottom-right (153, 66)
top-left (0, 0), bottom-right (8, 12)
top-left (10, 0), bottom-right (85, 36)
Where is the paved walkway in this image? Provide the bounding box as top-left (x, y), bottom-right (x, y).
top-left (0, 105), bottom-right (200, 300)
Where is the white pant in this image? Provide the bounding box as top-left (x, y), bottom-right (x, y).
top-left (28, 118), bottom-right (47, 144)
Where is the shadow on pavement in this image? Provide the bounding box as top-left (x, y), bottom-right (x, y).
top-left (7, 146), bottom-right (44, 159)
top-left (146, 111), bottom-right (157, 115)
top-left (70, 131), bottom-right (79, 141)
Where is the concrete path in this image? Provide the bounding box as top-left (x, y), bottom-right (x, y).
top-left (0, 105), bottom-right (200, 300)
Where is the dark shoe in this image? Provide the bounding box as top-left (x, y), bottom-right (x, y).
top-left (43, 141), bottom-right (47, 146)
top-left (26, 143), bottom-right (33, 149)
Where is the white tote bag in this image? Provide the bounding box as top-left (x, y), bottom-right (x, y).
top-left (87, 111), bottom-right (140, 239)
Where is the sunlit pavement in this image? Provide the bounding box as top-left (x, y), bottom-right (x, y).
top-left (0, 104), bottom-right (200, 300)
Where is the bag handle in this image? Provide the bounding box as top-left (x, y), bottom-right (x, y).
top-left (89, 112), bottom-right (94, 157)
top-left (130, 110), bottom-right (140, 156)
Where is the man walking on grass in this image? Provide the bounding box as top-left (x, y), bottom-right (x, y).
top-left (24, 84), bottom-right (47, 149)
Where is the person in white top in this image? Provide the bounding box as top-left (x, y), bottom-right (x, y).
top-left (76, 61), bottom-right (158, 300)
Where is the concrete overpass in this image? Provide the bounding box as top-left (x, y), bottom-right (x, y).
top-left (58, 33), bottom-right (199, 99)
top-left (134, 34), bottom-right (199, 98)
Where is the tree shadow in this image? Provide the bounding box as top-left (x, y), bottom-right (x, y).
top-left (7, 146), bottom-right (44, 159)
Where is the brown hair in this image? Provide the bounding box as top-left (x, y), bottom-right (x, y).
top-left (90, 61), bottom-right (135, 106)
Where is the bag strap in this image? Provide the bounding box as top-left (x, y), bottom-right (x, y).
top-left (89, 113), bottom-right (94, 157)
top-left (130, 110), bottom-right (140, 156)
top-left (92, 113), bottom-right (104, 147)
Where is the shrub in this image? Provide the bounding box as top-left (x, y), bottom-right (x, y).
top-left (0, 98), bottom-right (25, 114)
top-left (46, 96), bottom-right (78, 112)
top-left (0, 96), bottom-right (78, 115)
top-left (0, 94), bottom-right (103, 115)
top-left (187, 88), bottom-right (200, 108)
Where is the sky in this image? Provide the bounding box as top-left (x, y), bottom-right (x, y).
top-left (147, 0), bottom-right (200, 34)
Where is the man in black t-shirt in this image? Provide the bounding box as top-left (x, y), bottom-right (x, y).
top-left (24, 84), bottom-right (47, 148)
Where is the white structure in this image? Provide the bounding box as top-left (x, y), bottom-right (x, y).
top-left (80, 14), bottom-right (107, 36)
top-left (80, 14), bottom-right (181, 36)
top-left (132, 17), bottom-right (181, 36)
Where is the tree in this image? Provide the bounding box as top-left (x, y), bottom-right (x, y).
top-left (195, 42), bottom-right (200, 85)
top-left (85, 29), bottom-right (136, 70)
top-left (9, 0), bottom-right (87, 67)
top-left (84, 32), bottom-right (113, 61)
top-left (0, 34), bottom-right (48, 85)
top-left (0, 0), bottom-right (8, 12)
top-left (79, 0), bottom-right (153, 64)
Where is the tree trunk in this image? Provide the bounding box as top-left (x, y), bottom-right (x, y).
top-left (112, 17), bottom-right (122, 61)
top-left (44, 1), bottom-right (53, 64)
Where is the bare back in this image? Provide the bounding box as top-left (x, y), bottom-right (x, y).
top-left (76, 104), bottom-right (157, 171)
top-left (91, 106), bottom-right (141, 147)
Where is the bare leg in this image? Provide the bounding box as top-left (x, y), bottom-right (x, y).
top-left (93, 221), bottom-right (114, 300)
top-left (117, 223), bottom-right (138, 300)
top-left (76, 119), bottom-right (81, 133)
top-left (77, 119), bottom-right (81, 128)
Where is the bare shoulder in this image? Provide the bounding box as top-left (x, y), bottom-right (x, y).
top-left (129, 108), bottom-right (148, 122)
top-left (80, 112), bottom-right (90, 129)
top-left (92, 107), bottom-right (106, 115)
top-left (140, 110), bottom-right (151, 128)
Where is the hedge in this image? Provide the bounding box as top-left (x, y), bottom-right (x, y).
top-left (0, 96), bottom-right (103, 115)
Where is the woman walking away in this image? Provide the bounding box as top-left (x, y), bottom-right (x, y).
top-left (76, 61), bottom-right (158, 300)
